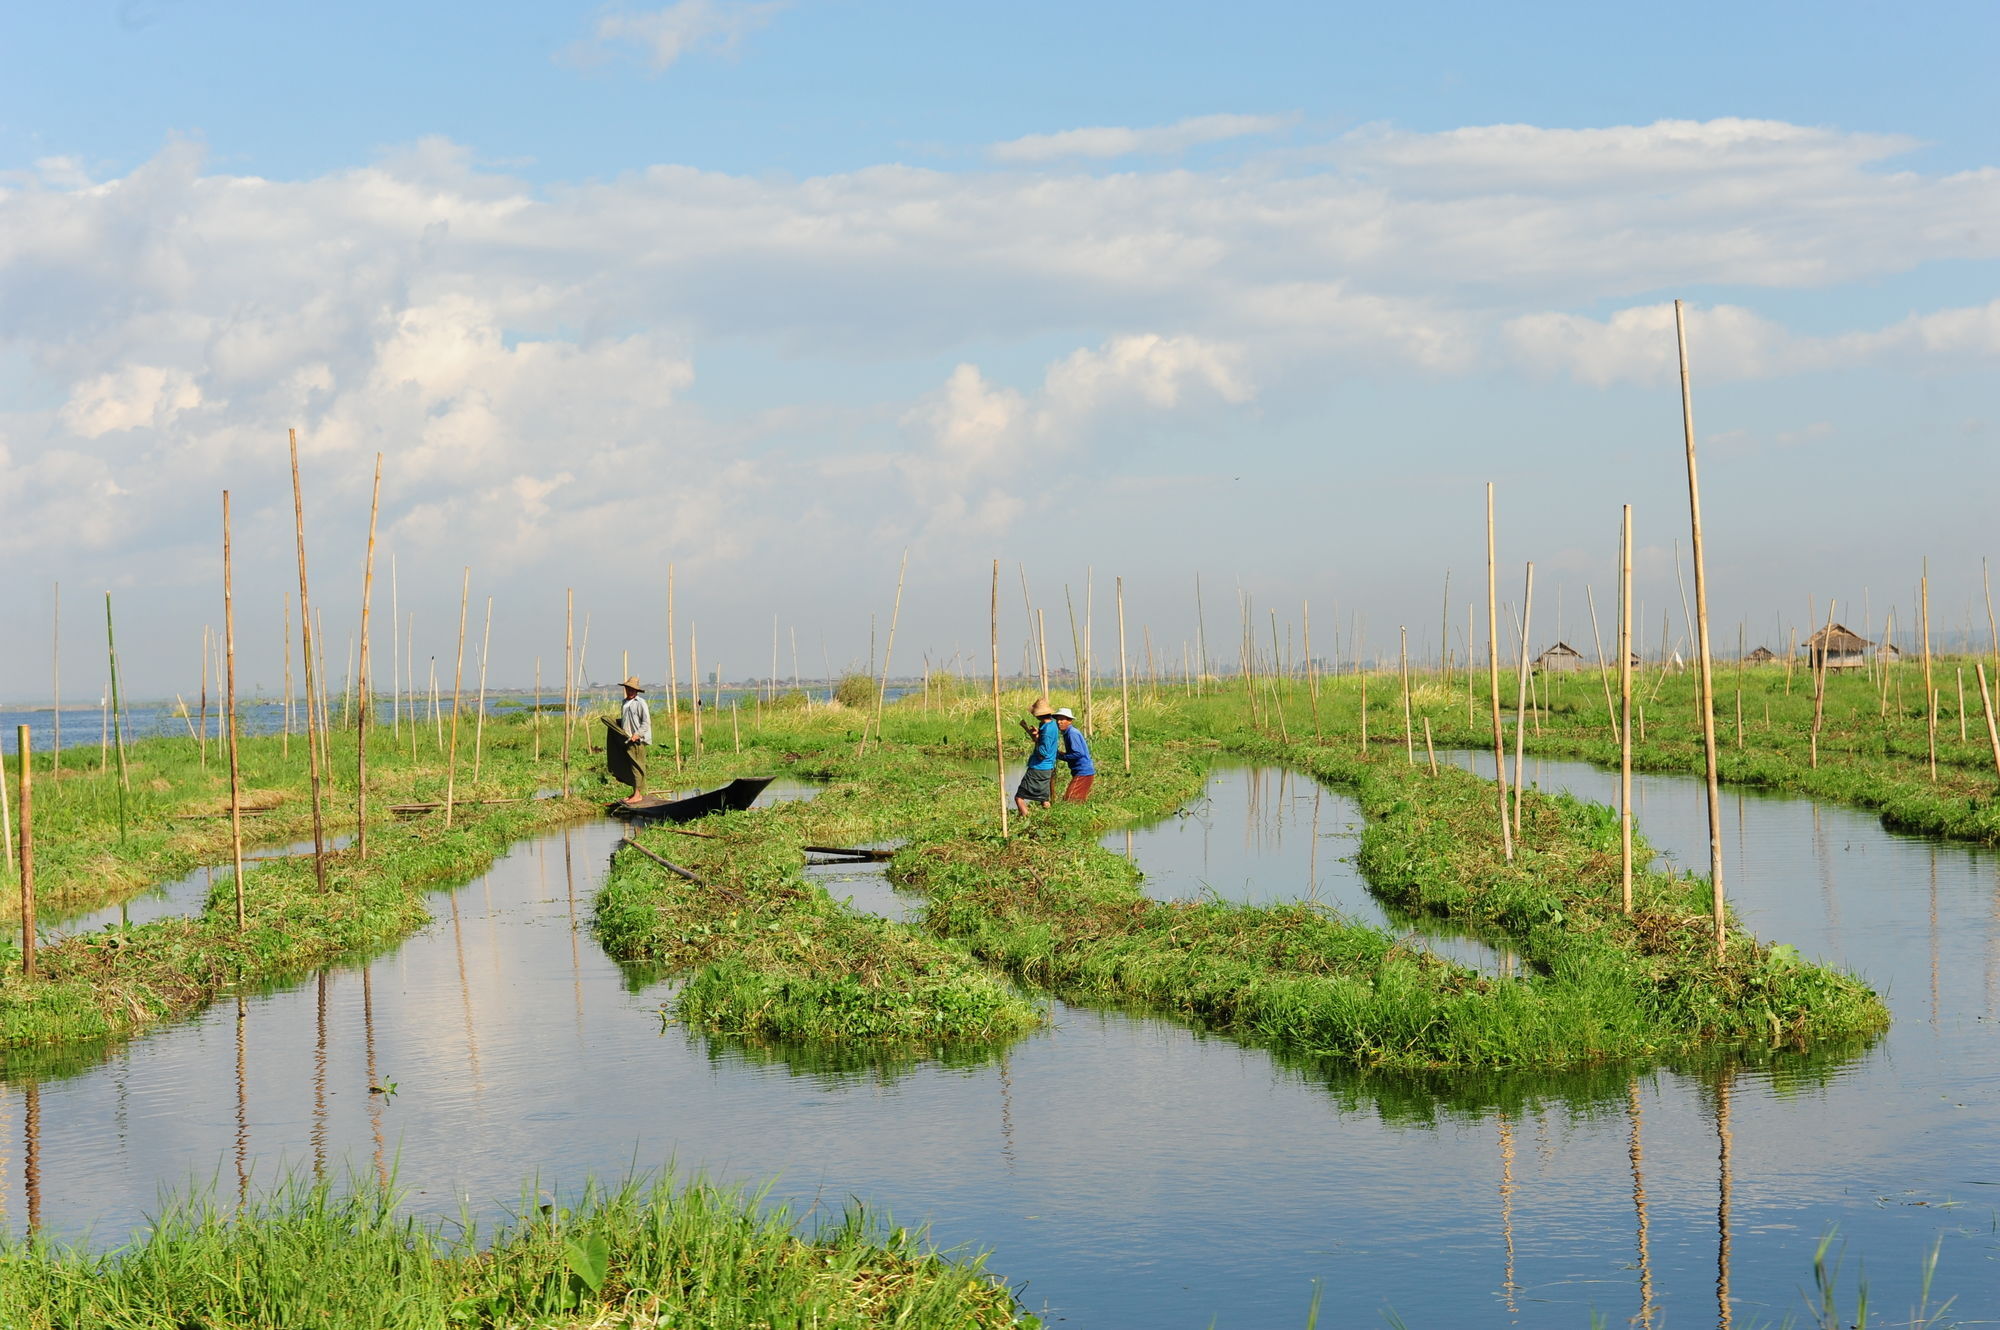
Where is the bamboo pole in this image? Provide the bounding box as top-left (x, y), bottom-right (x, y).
top-left (1512, 564), bottom-right (1534, 837)
top-left (1439, 569), bottom-right (1452, 689)
top-left (561, 590), bottom-right (574, 797)
top-left (1117, 576), bottom-right (1131, 774)
top-left (0, 709), bottom-right (10, 876)
top-left (1486, 483), bottom-right (1514, 862)
top-left (1984, 559), bottom-right (1998, 705)
top-left (223, 492), bottom-right (247, 929)
top-left (991, 561), bottom-right (1009, 837)
top-left (1036, 609), bottom-right (1049, 699)
top-left (355, 456), bottom-right (381, 859)
top-left (443, 569), bottom-right (469, 828)
top-left (1194, 573), bottom-right (1208, 691)
top-left (1303, 598), bottom-right (1320, 738)
top-left (471, 596), bottom-right (493, 781)
top-left (1977, 664), bottom-right (2000, 780)
top-left (50, 583), bottom-right (59, 774)
top-left (282, 594), bottom-right (293, 759)
top-left (390, 553), bottom-right (400, 740)
top-left (1586, 584), bottom-right (1618, 745)
top-left (1621, 505), bottom-right (1634, 913)
top-left (289, 433), bottom-right (326, 888)
top-left (690, 622), bottom-right (703, 761)
top-left (15, 727), bottom-right (32, 978)
top-left (198, 625), bottom-right (210, 768)
top-left (1266, 608), bottom-right (1289, 742)
top-left (1400, 625), bottom-right (1414, 764)
top-left (863, 548), bottom-right (908, 754)
top-left (1674, 301), bottom-right (1727, 957)
top-left (105, 592), bottom-right (130, 841)
top-left (1423, 716), bottom-right (1438, 775)
top-left (1922, 560), bottom-right (1936, 780)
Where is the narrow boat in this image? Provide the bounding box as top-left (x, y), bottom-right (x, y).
top-left (607, 776), bottom-right (777, 823)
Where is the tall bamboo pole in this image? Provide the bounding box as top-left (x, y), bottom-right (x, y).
top-left (863, 548), bottom-right (908, 753)
top-left (1512, 563), bottom-right (1535, 836)
top-left (1439, 570), bottom-right (1452, 688)
top-left (1400, 625), bottom-right (1414, 764)
top-left (15, 727), bottom-right (32, 978)
top-left (390, 553), bottom-right (400, 739)
top-left (990, 560), bottom-right (1009, 837)
top-left (223, 492), bottom-right (247, 928)
top-left (690, 622), bottom-right (703, 761)
top-left (1921, 560), bottom-right (1936, 780)
top-left (471, 596), bottom-right (493, 781)
top-left (1674, 300), bottom-right (1727, 957)
top-left (443, 568), bottom-right (470, 828)
top-left (1194, 573), bottom-right (1209, 692)
top-left (1117, 576), bottom-right (1132, 774)
top-left (105, 592), bottom-right (130, 842)
top-left (198, 626), bottom-right (210, 768)
top-left (282, 594), bottom-right (293, 760)
top-left (355, 456), bottom-right (381, 859)
top-left (1586, 585), bottom-right (1618, 744)
top-left (287, 430), bottom-right (327, 889)
top-left (1620, 505), bottom-right (1634, 914)
top-left (50, 583), bottom-right (60, 774)
top-left (1977, 664), bottom-right (2000, 780)
top-left (1486, 484), bottom-right (1514, 862)
top-left (561, 590), bottom-right (574, 797)
top-left (1303, 598), bottom-right (1320, 738)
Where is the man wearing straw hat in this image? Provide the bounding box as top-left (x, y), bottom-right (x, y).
top-left (614, 676), bottom-right (652, 802)
top-left (1014, 697), bottom-right (1060, 815)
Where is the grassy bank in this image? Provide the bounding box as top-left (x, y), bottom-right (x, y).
top-left (588, 691), bottom-right (1886, 1070)
top-left (0, 1174), bottom-right (1030, 1329)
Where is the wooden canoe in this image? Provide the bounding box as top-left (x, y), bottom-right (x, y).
top-left (608, 776), bottom-right (777, 823)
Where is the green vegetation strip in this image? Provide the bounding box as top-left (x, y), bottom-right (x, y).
top-left (595, 695), bottom-right (1886, 1070)
top-left (0, 1175), bottom-right (1029, 1330)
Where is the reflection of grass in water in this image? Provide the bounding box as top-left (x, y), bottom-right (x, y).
top-left (0, 1171), bottom-right (1027, 1328)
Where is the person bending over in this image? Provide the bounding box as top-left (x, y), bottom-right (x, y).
top-left (1014, 699), bottom-right (1059, 815)
top-left (1053, 707), bottom-right (1095, 801)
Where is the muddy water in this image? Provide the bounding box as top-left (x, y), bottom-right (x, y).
top-left (3, 765), bottom-right (1998, 1326)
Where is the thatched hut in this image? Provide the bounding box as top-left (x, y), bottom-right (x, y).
top-left (1805, 624), bottom-right (1872, 671)
top-left (1745, 646), bottom-right (1778, 665)
top-left (1534, 642), bottom-right (1587, 673)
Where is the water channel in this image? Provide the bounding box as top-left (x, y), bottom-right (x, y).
top-left (2, 760), bottom-right (1997, 1326)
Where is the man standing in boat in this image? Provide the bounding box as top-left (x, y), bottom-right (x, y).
top-left (616, 676), bottom-right (651, 803)
top-left (1052, 707), bottom-right (1095, 801)
top-left (1014, 698), bottom-right (1060, 815)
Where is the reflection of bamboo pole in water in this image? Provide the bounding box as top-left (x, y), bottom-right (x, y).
top-left (235, 996), bottom-right (250, 1208)
top-left (1810, 804), bottom-right (1842, 950)
top-left (362, 965), bottom-right (387, 1188)
top-left (312, 971), bottom-right (330, 1181)
top-left (562, 830), bottom-right (584, 1032)
top-left (1309, 787), bottom-right (1321, 901)
top-left (448, 891), bottom-right (485, 1099)
top-left (1930, 847), bottom-right (1941, 1028)
top-left (23, 1078), bottom-right (40, 1232)
top-left (1715, 1070), bottom-right (1735, 1330)
top-left (997, 1055), bottom-right (1017, 1171)
top-left (1497, 1111), bottom-right (1518, 1314)
top-left (1627, 1078), bottom-right (1656, 1327)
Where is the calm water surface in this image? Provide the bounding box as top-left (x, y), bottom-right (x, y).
top-left (2, 761), bottom-right (1997, 1327)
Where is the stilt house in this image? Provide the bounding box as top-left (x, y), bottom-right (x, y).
top-left (1534, 642), bottom-right (1587, 673)
top-left (1805, 624), bottom-right (1872, 671)
top-left (1744, 646), bottom-right (1778, 665)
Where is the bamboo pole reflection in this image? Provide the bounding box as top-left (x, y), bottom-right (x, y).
top-left (234, 996), bottom-right (250, 1208)
top-left (1497, 1111), bottom-right (1518, 1315)
top-left (0, 1081), bottom-right (9, 1226)
top-left (997, 1055), bottom-right (1017, 1172)
top-left (311, 971), bottom-right (330, 1181)
top-left (448, 890), bottom-right (486, 1099)
top-left (22, 1078), bottom-right (40, 1233)
top-left (1627, 1078), bottom-right (1655, 1328)
top-left (1811, 803), bottom-right (1843, 951)
top-left (564, 829), bottom-right (584, 1032)
top-left (1930, 847), bottom-right (1942, 1028)
top-left (362, 964), bottom-right (387, 1188)
top-left (1308, 787), bottom-right (1321, 901)
top-left (1715, 1069), bottom-right (1735, 1330)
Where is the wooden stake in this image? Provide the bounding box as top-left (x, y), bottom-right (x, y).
top-left (355, 456), bottom-right (381, 859)
top-left (1486, 483), bottom-right (1514, 862)
top-left (286, 431), bottom-right (326, 887)
top-left (472, 596), bottom-right (493, 781)
top-left (1512, 563), bottom-right (1534, 837)
top-left (1117, 576), bottom-right (1131, 774)
top-left (1674, 301), bottom-right (1727, 957)
top-left (1621, 505), bottom-right (1634, 914)
top-left (443, 568), bottom-right (469, 828)
top-left (1423, 716), bottom-right (1438, 775)
top-left (15, 727), bottom-right (32, 978)
top-left (561, 589), bottom-right (574, 797)
top-left (222, 492), bottom-right (248, 929)
top-left (991, 560), bottom-right (1009, 837)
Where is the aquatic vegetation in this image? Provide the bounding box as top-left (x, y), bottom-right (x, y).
top-left (0, 1173), bottom-right (1032, 1329)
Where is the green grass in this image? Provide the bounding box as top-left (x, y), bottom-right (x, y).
top-left (0, 1173), bottom-right (1033, 1329)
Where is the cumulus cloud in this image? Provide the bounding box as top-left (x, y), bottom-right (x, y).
top-left (565, 0), bottom-right (783, 72)
top-left (989, 112), bottom-right (1298, 163)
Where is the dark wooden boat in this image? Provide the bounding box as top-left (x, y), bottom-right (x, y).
top-left (608, 776), bottom-right (777, 823)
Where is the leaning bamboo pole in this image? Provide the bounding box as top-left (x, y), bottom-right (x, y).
top-left (863, 548), bottom-right (908, 754)
top-left (198, 626), bottom-right (210, 769)
top-left (49, 583), bottom-right (60, 774)
top-left (355, 456), bottom-right (381, 859)
top-left (990, 560), bottom-right (1009, 837)
top-left (443, 569), bottom-right (470, 829)
top-left (472, 596), bottom-right (493, 781)
top-left (1809, 600), bottom-right (1835, 769)
top-left (1303, 599), bottom-right (1321, 739)
top-left (1586, 584), bottom-right (1618, 744)
top-left (1977, 663), bottom-right (2000, 780)
top-left (1511, 563), bottom-right (1535, 837)
top-left (1486, 484), bottom-right (1513, 862)
top-left (561, 590), bottom-right (574, 797)
top-left (1400, 625), bottom-right (1414, 764)
top-left (222, 492), bottom-right (247, 929)
top-left (690, 622), bottom-right (703, 761)
top-left (105, 592), bottom-right (130, 841)
top-left (1620, 509), bottom-right (1635, 912)
top-left (1674, 300), bottom-right (1727, 957)
top-left (15, 726), bottom-right (33, 978)
top-left (287, 430), bottom-right (326, 889)
top-left (1117, 576), bottom-right (1131, 774)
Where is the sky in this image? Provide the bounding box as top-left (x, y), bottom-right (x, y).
top-left (2, 1), bottom-right (1997, 699)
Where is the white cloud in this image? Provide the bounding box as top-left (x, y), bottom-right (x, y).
top-left (567, 0), bottom-right (783, 72)
top-left (989, 112), bottom-right (1299, 163)
top-left (60, 364), bottom-right (202, 437)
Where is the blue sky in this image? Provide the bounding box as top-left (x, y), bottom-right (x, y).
top-left (1, 1), bottom-right (1996, 696)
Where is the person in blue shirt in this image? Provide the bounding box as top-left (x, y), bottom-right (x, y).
top-left (1052, 707), bottom-right (1096, 801)
top-left (1014, 699), bottom-right (1060, 814)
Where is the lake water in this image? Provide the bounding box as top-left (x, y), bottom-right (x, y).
top-left (2, 759), bottom-right (1996, 1326)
